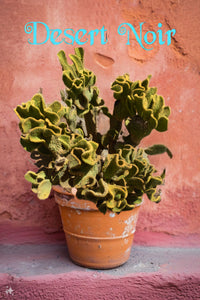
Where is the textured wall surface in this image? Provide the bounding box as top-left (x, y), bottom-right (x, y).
top-left (1, 272), bottom-right (200, 300)
top-left (0, 0), bottom-right (200, 244)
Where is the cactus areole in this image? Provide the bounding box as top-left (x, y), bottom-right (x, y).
top-left (14, 47), bottom-right (172, 214)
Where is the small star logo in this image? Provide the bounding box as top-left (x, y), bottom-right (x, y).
top-left (5, 287), bottom-right (14, 295)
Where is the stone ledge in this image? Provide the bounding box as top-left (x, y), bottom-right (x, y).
top-left (0, 244), bottom-right (200, 299)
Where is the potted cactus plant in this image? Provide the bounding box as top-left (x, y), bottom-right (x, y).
top-left (14, 47), bottom-right (172, 269)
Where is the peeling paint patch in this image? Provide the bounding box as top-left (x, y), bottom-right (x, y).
top-left (106, 229), bottom-right (116, 237)
top-left (83, 203), bottom-right (93, 210)
top-left (125, 214), bottom-right (138, 226)
top-left (125, 247), bottom-right (131, 254)
top-left (124, 238), bottom-right (129, 244)
top-left (109, 212), bottom-right (116, 218)
top-left (122, 215), bottom-right (138, 237)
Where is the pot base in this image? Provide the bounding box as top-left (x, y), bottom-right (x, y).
top-left (54, 186), bottom-right (141, 269)
top-left (65, 231), bottom-right (135, 269)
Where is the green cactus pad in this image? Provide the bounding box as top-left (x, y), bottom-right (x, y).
top-left (14, 47), bottom-right (172, 213)
top-left (24, 171), bottom-right (38, 184)
top-left (21, 118), bottom-right (45, 134)
top-left (106, 73), bottom-right (171, 148)
top-left (102, 153), bottom-right (131, 182)
top-left (37, 179), bottom-right (52, 200)
top-left (145, 144), bottom-right (173, 158)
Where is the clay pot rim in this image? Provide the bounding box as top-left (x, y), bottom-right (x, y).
top-left (53, 185), bottom-right (143, 211)
top-left (53, 185), bottom-right (75, 196)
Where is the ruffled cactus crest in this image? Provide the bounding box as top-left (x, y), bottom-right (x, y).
top-left (14, 47), bottom-right (172, 214)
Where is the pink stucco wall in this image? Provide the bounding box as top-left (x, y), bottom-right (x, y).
top-left (0, 0), bottom-right (199, 245)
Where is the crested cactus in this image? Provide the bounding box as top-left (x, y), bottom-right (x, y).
top-left (57, 48), bottom-right (110, 141)
top-left (14, 47), bottom-right (172, 213)
top-left (103, 74), bottom-right (170, 150)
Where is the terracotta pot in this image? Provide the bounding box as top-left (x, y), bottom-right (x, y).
top-left (53, 186), bottom-right (142, 269)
